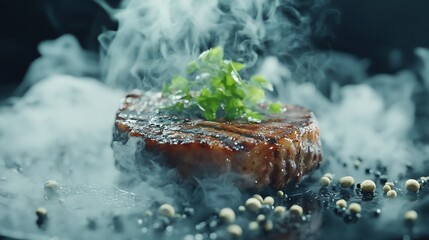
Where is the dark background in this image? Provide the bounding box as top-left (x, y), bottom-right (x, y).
top-left (0, 0), bottom-right (119, 98)
top-left (1, 0), bottom-right (429, 99)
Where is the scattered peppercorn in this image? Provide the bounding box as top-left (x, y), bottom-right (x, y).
top-left (360, 180), bottom-right (376, 193)
top-left (227, 224), bottom-right (242, 237)
top-left (219, 208), bottom-right (235, 223)
top-left (339, 176), bottom-right (355, 188)
top-left (385, 182), bottom-right (395, 188)
top-left (348, 203), bottom-right (361, 214)
top-left (386, 190), bottom-right (397, 198)
top-left (36, 207), bottom-right (48, 218)
top-left (289, 205), bottom-right (303, 217)
top-left (144, 210), bottom-right (153, 217)
top-left (256, 214), bottom-right (265, 222)
top-left (245, 198), bottom-right (262, 213)
top-left (248, 221), bottom-right (259, 231)
top-left (404, 210), bottom-right (418, 221)
top-left (320, 176), bottom-right (331, 187)
top-left (44, 180), bottom-right (59, 191)
top-left (323, 173), bottom-right (334, 180)
top-left (252, 194), bottom-right (263, 203)
top-left (335, 199), bottom-right (347, 208)
top-left (159, 204), bottom-right (175, 218)
top-left (273, 206), bottom-right (286, 217)
top-left (238, 206), bottom-right (245, 212)
top-left (262, 220), bottom-right (273, 231)
top-left (405, 179), bottom-right (420, 192)
top-left (263, 196), bottom-right (275, 206)
top-left (383, 184), bottom-right (391, 193)
top-left (35, 207), bottom-right (48, 228)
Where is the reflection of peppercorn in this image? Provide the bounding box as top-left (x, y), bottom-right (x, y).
top-left (36, 207), bottom-right (48, 228)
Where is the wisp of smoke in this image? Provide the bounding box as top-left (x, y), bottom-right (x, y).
top-left (14, 34), bottom-right (99, 96)
top-left (100, 0), bottom-right (325, 90)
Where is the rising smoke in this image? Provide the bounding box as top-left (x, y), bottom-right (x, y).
top-left (14, 34), bottom-right (99, 97)
top-left (100, 0), bottom-right (328, 89)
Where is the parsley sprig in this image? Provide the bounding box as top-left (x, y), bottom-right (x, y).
top-left (162, 47), bottom-right (282, 123)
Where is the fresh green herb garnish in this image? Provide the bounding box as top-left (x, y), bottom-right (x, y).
top-left (162, 47), bottom-right (282, 123)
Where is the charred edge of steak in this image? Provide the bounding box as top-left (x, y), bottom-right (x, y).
top-left (113, 91), bottom-right (323, 189)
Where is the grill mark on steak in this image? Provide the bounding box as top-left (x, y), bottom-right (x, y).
top-left (121, 113), bottom-right (293, 145)
top-left (196, 122), bottom-right (281, 143)
top-left (119, 116), bottom-right (263, 152)
top-left (113, 90), bottom-right (323, 189)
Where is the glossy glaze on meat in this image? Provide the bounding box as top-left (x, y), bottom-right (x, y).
top-left (113, 90), bottom-right (322, 189)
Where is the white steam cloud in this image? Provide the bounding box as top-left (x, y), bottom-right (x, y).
top-left (14, 34), bottom-right (99, 96)
top-left (100, 0), bottom-right (320, 89)
top-left (261, 50), bottom-right (428, 180)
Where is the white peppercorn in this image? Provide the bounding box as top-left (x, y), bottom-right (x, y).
top-left (360, 180), bottom-right (376, 193)
top-left (405, 179), bottom-right (420, 192)
top-left (219, 208), bottom-right (235, 223)
top-left (339, 176), bottom-right (355, 188)
top-left (159, 204), bottom-right (175, 218)
top-left (245, 198), bottom-right (262, 213)
top-left (348, 203), bottom-right (361, 214)
top-left (289, 205), bottom-right (303, 216)
top-left (336, 199), bottom-right (347, 208)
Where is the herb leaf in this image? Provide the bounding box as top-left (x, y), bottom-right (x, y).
top-left (162, 47), bottom-right (282, 122)
top-left (268, 102), bottom-right (283, 113)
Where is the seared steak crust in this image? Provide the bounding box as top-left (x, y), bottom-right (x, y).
top-left (114, 90), bottom-right (322, 189)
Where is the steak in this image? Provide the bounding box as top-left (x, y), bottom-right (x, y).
top-left (113, 90), bottom-right (322, 189)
